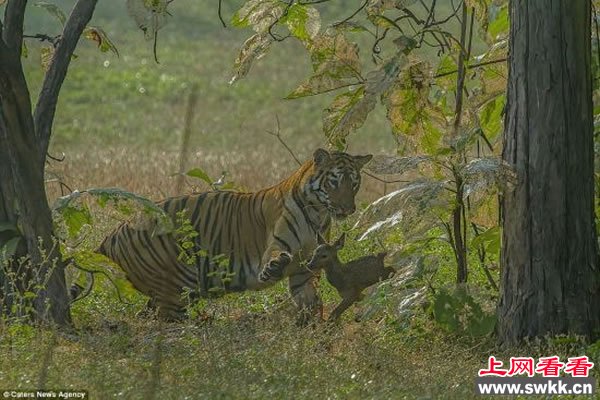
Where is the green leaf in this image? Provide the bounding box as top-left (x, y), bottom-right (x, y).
top-left (230, 33), bottom-right (272, 84)
top-left (61, 204), bottom-right (92, 238)
top-left (479, 94), bottom-right (505, 141)
top-left (323, 50), bottom-right (410, 148)
top-left (231, 0), bottom-right (283, 34)
top-left (323, 86), bottom-right (375, 149)
top-left (281, 3), bottom-right (320, 42)
top-left (488, 5), bottom-right (508, 40)
top-left (35, 1), bottom-right (66, 26)
top-left (186, 168), bottom-right (213, 185)
top-left (471, 226), bottom-right (501, 255)
top-left (83, 26), bottom-right (120, 57)
top-left (53, 188), bottom-right (169, 230)
top-left (286, 30), bottom-right (361, 99)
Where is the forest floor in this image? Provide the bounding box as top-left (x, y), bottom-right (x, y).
top-left (1, 279), bottom-right (598, 399)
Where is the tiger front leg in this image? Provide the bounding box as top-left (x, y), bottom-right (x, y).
top-left (258, 251), bottom-right (293, 283)
top-left (289, 270), bottom-right (323, 325)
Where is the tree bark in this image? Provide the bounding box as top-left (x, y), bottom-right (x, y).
top-left (0, 41), bottom-right (71, 324)
top-left (0, 0), bottom-right (97, 325)
top-left (498, 0), bottom-right (600, 345)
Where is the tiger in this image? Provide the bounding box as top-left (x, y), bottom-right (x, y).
top-left (97, 148), bottom-right (372, 320)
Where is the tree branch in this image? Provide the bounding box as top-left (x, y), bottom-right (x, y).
top-left (3, 0), bottom-right (27, 56)
top-left (218, 0), bottom-right (226, 28)
top-left (434, 57), bottom-right (507, 78)
top-left (266, 114), bottom-right (302, 166)
top-left (33, 0), bottom-right (98, 163)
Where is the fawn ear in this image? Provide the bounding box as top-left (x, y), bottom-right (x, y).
top-left (353, 154), bottom-right (373, 170)
top-left (334, 232), bottom-right (346, 250)
top-left (316, 233), bottom-right (327, 245)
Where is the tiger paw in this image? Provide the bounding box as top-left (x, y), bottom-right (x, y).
top-left (258, 252), bottom-right (292, 282)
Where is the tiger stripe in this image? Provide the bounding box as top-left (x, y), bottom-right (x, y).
top-left (97, 149), bottom-right (372, 320)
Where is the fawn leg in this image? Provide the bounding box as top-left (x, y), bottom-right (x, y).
top-left (328, 294), bottom-right (359, 322)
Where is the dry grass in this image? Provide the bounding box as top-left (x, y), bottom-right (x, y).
top-left (45, 145), bottom-right (394, 205)
top-left (0, 289), bottom-right (490, 400)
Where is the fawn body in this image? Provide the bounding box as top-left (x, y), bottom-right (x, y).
top-left (307, 233), bottom-right (395, 321)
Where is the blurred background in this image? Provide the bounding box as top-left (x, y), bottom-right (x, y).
top-left (23, 0), bottom-right (396, 202)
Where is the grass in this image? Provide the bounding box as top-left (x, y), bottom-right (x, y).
top-left (0, 288), bottom-right (490, 399)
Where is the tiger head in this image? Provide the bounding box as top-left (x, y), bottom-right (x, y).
top-left (308, 148), bottom-right (372, 219)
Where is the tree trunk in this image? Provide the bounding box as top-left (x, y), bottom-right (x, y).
top-left (0, 0), bottom-right (97, 326)
top-left (0, 45), bottom-right (70, 325)
top-left (498, 0), bottom-right (600, 345)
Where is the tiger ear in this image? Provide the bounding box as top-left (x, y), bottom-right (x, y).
top-left (354, 154), bottom-right (373, 170)
top-left (313, 148), bottom-right (331, 167)
top-left (316, 233), bottom-right (327, 245)
top-left (334, 232), bottom-right (346, 250)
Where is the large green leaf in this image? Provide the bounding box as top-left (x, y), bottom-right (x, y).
top-left (61, 204), bottom-right (92, 238)
top-left (230, 33), bottom-right (272, 84)
top-left (479, 94), bottom-right (504, 141)
top-left (53, 188), bottom-right (169, 238)
top-left (323, 50), bottom-right (410, 148)
top-left (323, 86), bottom-right (375, 149)
top-left (286, 29), bottom-right (361, 99)
top-left (471, 226), bottom-right (501, 255)
top-left (231, 0), bottom-right (283, 33)
top-left (186, 167), bottom-right (213, 185)
top-left (281, 3), bottom-right (320, 42)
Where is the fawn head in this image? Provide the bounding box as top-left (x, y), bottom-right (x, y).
top-left (306, 233), bottom-right (346, 271)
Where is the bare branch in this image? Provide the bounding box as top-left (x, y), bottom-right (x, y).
top-left (3, 0), bottom-right (27, 56)
top-left (265, 115), bottom-right (302, 166)
top-left (363, 171), bottom-right (410, 184)
top-left (34, 0), bottom-right (98, 163)
top-left (333, 0), bottom-right (368, 27)
top-left (23, 33), bottom-right (60, 46)
top-left (218, 0), bottom-right (227, 28)
top-left (434, 57), bottom-right (507, 78)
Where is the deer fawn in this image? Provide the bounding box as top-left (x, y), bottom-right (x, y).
top-left (306, 233), bottom-right (394, 321)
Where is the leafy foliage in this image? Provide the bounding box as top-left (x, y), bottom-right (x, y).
top-left (431, 287), bottom-right (496, 337)
top-left (229, 0), bottom-right (510, 328)
top-left (53, 188), bottom-right (170, 240)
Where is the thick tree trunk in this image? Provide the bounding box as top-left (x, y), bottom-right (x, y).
top-left (498, 0), bottom-right (600, 345)
top-left (0, 0), bottom-right (97, 326)
top-left (0, 46), bottom-right (70, 325)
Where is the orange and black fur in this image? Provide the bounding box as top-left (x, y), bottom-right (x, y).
top-left (98, 149), bottom-right (372, 319)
